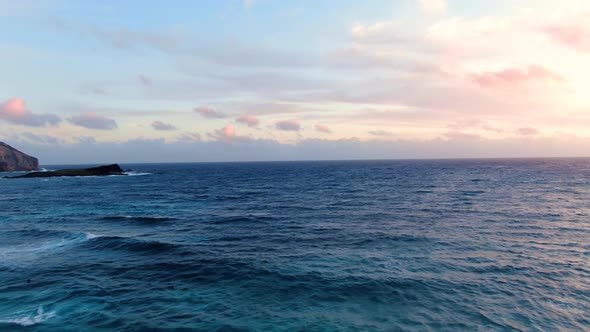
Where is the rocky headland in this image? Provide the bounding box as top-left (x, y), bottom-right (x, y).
top-left (0, 142), bottom-right (39, 172)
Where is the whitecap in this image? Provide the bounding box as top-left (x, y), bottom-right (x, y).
top-left (85, 232), bottom-right (100, 239)
top-left (0, 232), bottom-right (99, 267)
top-left (124, 171), bottom-right (152, 176)
top-left (0, 307), bottom-right (56, 326)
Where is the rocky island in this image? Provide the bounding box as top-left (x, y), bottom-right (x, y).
top-left (1, 141), bottom-right (126, 178)
top-left (0, 142), bottom-right (40, 172)
top-left (7, 164), bottom-right (126, 179)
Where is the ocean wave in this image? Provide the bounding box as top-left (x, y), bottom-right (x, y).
top-left (82, 235), bottom-right (180, 254)
top-left (0, 231), bottom-right (96, 258)
top-left (99, 215), bottom-right (176, 223)
top-left (210, 214), bottom-right (274, 224)
top-left (0, 230), bottom-right (99, 270)
top-left (1, 229), bottom-right (178, 264)
top-left (0, 307), bottom-right (56, 327)
top-left (143, 258), bottom-right (441, 298)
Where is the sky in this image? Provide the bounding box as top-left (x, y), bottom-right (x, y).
top-left (2, 0), bottom-right (590, 164)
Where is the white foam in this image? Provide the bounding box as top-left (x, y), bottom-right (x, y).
top-left (0, 307), bottom-right (56, 326)
top-left (124, 171), bottom-right (152, 176)
top-left (85, 232), bottom-right (100, 239)
top-left (0, 232), bottom-right (98, 267)
top-left (24, 233), bottom-right (92, 253)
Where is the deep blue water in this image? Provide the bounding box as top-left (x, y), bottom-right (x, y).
top-left (1, 159), bottom-right (589, 331)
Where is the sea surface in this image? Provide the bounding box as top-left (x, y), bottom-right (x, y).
top-left (0, 159), bottom-right (589, 331)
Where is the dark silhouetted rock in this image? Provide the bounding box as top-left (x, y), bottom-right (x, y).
top-left (7, 164), bottom-right (126, 179)
top-left (0, 142), bottom-right (39, 172)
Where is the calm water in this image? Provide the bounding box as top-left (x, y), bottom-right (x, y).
top-left (0, 159), bottom-right (589, 331)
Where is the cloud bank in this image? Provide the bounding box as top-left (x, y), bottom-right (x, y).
top-left (7, 135), bottom-right (590, 165)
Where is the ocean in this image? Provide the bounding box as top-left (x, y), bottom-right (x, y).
top-left (0, 159), bottom-right (589, 331)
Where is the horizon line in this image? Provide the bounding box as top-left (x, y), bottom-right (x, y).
top-left (41, 155), bottom-right (590, 166)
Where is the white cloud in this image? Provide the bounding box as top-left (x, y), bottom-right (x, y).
top-left (419, 0), bottom-right (447, 14)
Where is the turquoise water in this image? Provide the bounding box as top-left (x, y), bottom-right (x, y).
top-left (1, 160), bottom-right (589, 331)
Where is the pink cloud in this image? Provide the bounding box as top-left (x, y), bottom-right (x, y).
top-left (223, 124), bottom-right (236, 138)
top-left (542, 24), bottom-right (590, 52)
top-left (472, 65), bottom-right (564, 88)
top-left (276, 120), bottom-right (301, 131)
top-left (68, 113), bottom-right (118, 130)
top-left (516, 127), bottom-right (541, 136)
top-left (314, 124), bottom-right (332, 133)
top-left (0, 98), bottom-right (61, 127)
top-left (207, 124), bottom-right (249, 143)
top-left (195, 106), bottom-right (227, 119)
top-left (2, 98), bottom-right (27, 117)
top-left (236, 114), bottom-right (260, 127)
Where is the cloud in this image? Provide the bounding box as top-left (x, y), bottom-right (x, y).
top-left (138, 74), bottom-right (152, 86)
top-left (419, 0), bottom-right (447, 14)
top-left (222, 124), bottom-right (236, 138)
top-left (276, 120), bottom-right (301, 131)
top-left (77, 136), bottom-right (96, 144)
top-left (236, 114), bottom-right (260, 127)
top-left (68, 113), bottom-right (118, 130)
top-left (189, 44), bottom-right (317, 69)
top-left (15, 135), bottom-right (590, 165)
top-left (516, 127), bottom-right (541, 136)
top-left (195, 106), bottom-right (227, 119)
top-left (542, 23), bottom-right (590, 52)
top-left (448, 119), bottom-right (505, 134)
top-left (15, 4), bottom-right (590, 151)
top-left (471, 65), bottom-right (565, 89)
top-left (369, 130), bottom-right (394, 137)
top-left (444, 131), bottom-right (481, 140)
top-left (482, 125), bottom-right (505, 134)
top-left (0, 98), bottom-right (61, 127)
top-left (151, 120), bottom-right (177, 131)
top-left (79, 84), bottom-right (108, 96)
top-left (19, 132), bottom-right (61, 144)
top-left (177, 132), bottom-right (202, 142)
top-left (207, 124), bottom-right (250, 143)
top-left (91, 27), bottom-right (181, 53)
top-left (228, 102), bottom-right (304, 116)
top-left (314, 124), bottom-right (332, 133)
top-left (351, 22), bottom-right (406, 44)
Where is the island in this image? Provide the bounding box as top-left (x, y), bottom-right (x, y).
top-left (0, 142), bottom-right (39, 172)
top-left (6, 164), bottom-right (126, 179)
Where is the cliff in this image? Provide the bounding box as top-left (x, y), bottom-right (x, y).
top-left (0, 142), bottom-right (39, 172)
